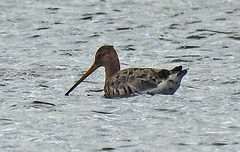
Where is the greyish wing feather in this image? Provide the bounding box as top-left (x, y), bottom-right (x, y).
top-left (146, 66), bottom-right (188, 95)
top-left (104, 68), bottom-right (171, 98)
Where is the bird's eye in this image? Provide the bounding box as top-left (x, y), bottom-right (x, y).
top-left (97, 53), bottom-right (101, 59)
top-left (97, 52), bottom-right (106, 59)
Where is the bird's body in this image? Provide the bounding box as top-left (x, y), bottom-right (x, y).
top-left (65, 45), bottom-right (187, 98)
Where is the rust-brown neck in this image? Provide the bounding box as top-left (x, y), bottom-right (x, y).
top-left (104, 58), bottom-right (120, 81)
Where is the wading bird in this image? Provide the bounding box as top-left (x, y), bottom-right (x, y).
top-left (65, 45), bottom-right (187, 98)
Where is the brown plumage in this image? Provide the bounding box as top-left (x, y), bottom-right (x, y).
top-left (65, 45), bottom-right (187, 98)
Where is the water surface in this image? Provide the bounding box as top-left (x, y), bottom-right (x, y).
top-left (0, 0), bottom-right (240, 151)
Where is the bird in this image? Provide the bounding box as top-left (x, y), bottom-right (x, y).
top-left (65, 45), bottom-right (187, 98)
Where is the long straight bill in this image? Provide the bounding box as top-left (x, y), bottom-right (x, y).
top-left (65, 64), bottom-right (98, 96)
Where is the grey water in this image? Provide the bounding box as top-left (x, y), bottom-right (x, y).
top-left (1, 0), bottom-right (240, 151)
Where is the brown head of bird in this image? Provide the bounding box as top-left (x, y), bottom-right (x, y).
top-left (94, 45), bottom-right (120, 80)
top-left (65, 45), bottom-right (120, 96)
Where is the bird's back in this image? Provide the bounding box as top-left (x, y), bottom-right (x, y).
top-left (104, 66), bottom-right (187, 98)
